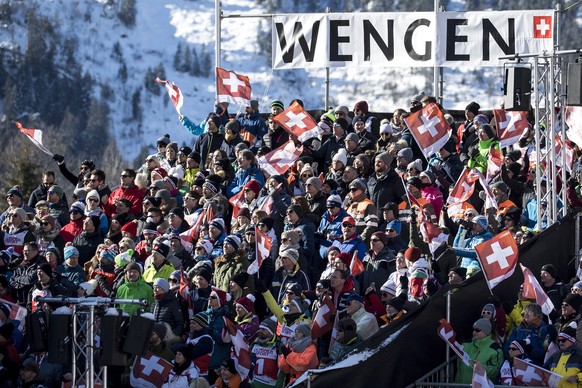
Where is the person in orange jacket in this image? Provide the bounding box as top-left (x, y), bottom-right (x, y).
top-left (277, 324), bottom-right (318, 386)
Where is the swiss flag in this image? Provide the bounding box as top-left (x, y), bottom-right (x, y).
top-left (258, 195), bottom-right (274, 213)
top-left (248, 227), bottom-right (272, 275)
top-left (216, 68), bottom-right (252, 106)
top-left (257, 140), bottom-right (303, 177)
top-left (565, 106), bottom-right (582, 148)
top-left (350, 250), bottom-right (365, 276)
top-left (223, 317), bottom-right (252, 379)
top-left (493, 110), bottom-right (530, 148)
top-left (555, 135), bottom-right (575, 173)
top-left (521, 264), bottom-right (555, 316)
top-left (533, 16), bottom-right (552, 39)
top-left (513, 358), bottom-right (561, 386)
top-left (486, 147), bottom-right (504, 183)
top-left (446, 168), bottom-right (480, 205)
top-left (228, 189), bottom-right (246, 226)
top-left (155, 77), bottom-right (184, 115)
top-left (472, 361), bottom-right (494, 388)
top-left (420, 221), bottom-right (449, 254)
top-left (274, 102), bottom-right (321, 142)
top-left (437, 319), bottom-right (471, 366)
top-left (311, 294), bottom-right (337, 339)
top-left (130, 353), bottom-right (173, 388)
top-left (404, 102), bottom-right (452, 158)
top-left (15, 121), bottom-right (54, 156)
top-left (475, 231), bottom-right (518, 290)
top-left (180, 204), bottom-right (214, 243)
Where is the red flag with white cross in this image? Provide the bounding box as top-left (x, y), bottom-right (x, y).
top-left (475, 230), bottom-right (518, 291)
top-left (513, 358), bottom-right (561, 386)
top-left (223, 317), bottom-right (252, 379)
top-left (15, 121), bottom-right (54, 157)
top-left (446, 167), bottom-right (480, 205)
top-left (130, 353), bottom-right (173, 388)
top-left (248, 227), bottom-right (272, 275)
top-left (493, 109), bottom-right (530, 148)
top-left (257, 140), bottom-right (303, 177)
top-left (311, 294), bottom-right (336, 339)
top-left (520, 264), bottom-right (555, 316)
top-left (155, 77), bottom-right (184, 115)
top-left (437, 319), bottom-right (471, 366)
top-left (486, 146), bottom-right (504, 183)
top-left (216, 67), bottom-right (252, 106)
top-left (404, 102), bottom-right (452, 158)
top-left (472, 361), bottom-right (494, 388)
top-left (533, 16), bottom-right (552, 39)
top-left (274, 102), bottom-right (322, 142)
top-left (228, 189), bottom-right (245, 226)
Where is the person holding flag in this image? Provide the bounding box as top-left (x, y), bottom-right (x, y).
top-left (455, 318), bottom-right (504, 384)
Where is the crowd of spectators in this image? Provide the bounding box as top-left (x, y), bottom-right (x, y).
top-left (0, 94), bottom-right (581, 387)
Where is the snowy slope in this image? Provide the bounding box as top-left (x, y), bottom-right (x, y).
top-left (1, 0), bottom-right (507, 162)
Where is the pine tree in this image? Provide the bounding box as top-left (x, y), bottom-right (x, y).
top-left (119, 61), bottom-right (128, 83)
top-left (183, 47), bottom-right (191, 73)
top-left (132, 89), bottom-right (142, 120)
top-left (174, 42), bottom-right (183, 71)
top-left (190, 47), bottom-right (201, 76)
top-left (118, 0), bottom-right (137, 28)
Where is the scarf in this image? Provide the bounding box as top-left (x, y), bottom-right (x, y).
top-left (288, 336), bottom-right (311, 353)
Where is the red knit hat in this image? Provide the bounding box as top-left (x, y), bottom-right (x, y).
top-left (236, 294), bottom-right (256, 313)
top-left (336, 252), bottom-right (352, 267)
top-left (404, 247), bottom-right (422, 262)
top-left (211, 287), bottom-right (231, 306)
top-left (244, 179), bottom-right (261, 195)
top-left (121, 221), bottom-right (138, 237)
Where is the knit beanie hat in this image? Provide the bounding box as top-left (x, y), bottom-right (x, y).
top-left (153, 278), bottom-right (170, 293)
top-left (224, 235), bottom-right (241, 250)
top-left (231, 273), bottom-right (249, 290)
top-left (244, 180), bottom-right (261, 196)
top-left (465, 101), bottom-right (480, 115)
top-left (152, 243), bottom-right (170, 258)
top-left (195, 240), bottom-right (214, 255)
top-left (295, 324), bottom-right (311, 338)
top-left (473, 318), bottom-right (492, 335)
top-left (449, 266), bottom-right (467, 279)
top-left (281, 230), bottom-right (300, 245)
top-left (491, 181), bottom-right (508, 193)
top-left (280, 249), bottom-right (299, 264)
top-left (152, 323), bottom-right (167, 339)
top-left (48, 185), bottom-right (64, 199)
top-left (79, 280), bottom-right (98, 296)
top-left (209, 218), bottom-right (226, 233)
top-left (100, 247), bottom-right (118, 263)
top-left (541, 264), bottom-right (557, 279)
top-left (121, 221), bottom-right (138, 237)
top-left (380, 279), bottom-right (397, 295)
top-left (387, 296), bottom-right (406, 311)
top-left (481, 303), bottom-right (496, 319)
top-left (306, 177), bottom-right (322, 191)
top-left (371, 231), bottom-right (388, 246)
top-left (202, 180), bottom-right (220, 195)
top-left (329, 150), bottom-right (347, 169)
top-left (287, 204), bottom-right (305, 218)
top-left (236, 294), bottom-right (256, 313)
top-left (259, 317), bottom-right (277, 335)
top-left (211, 287), bottom-right (231, 306)
top-left (404, 247), bottom-right (422, 262)
top-left (559, 324), bottom-right (578, 343)
top-left (345, 133), bottom-right (359, 143)
top-left (38, 262), bottom-right (52, 278)
top-left (354, 100), bottom-right (369, 115)
top-left (397, 147), bottom-right (413, 162)
top-left (125, 261), bottom-right (143, 275)
top-left (191, 311), bottom-right (210, 328)
top-left (376, 151), bottom-right (393, 167)
top-left (472, 215), bottom-right (488, 230)
top-left (64, 246), bottom-right (80, 260)
top-left (349, 178), bottom-right (367, 192)
top-left (326, 194), bottom-right (342, 208)
top-left (563, 293), bottom-right (582, 313)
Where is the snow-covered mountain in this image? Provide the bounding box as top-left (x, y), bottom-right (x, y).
top-left (1, 0), bottom-right (510, 162)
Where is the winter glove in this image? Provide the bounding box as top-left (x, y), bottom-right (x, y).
top-left (52, 154), bottom-right (65, 164)
top-left (281, 346), bottom-right (292, 358)
top-left (255, 278), bottom-right (268, 293)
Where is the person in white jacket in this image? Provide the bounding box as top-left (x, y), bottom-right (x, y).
top-left (344, 293), bottom-right (379, 340)
top-left (162, 344), bottom-right (200, 388)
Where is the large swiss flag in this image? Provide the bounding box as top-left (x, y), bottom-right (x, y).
top-left (216, 67), bottom-right (252, 106)
top-left (311, 294), bottom-right (336, 339)
top-left (274, 102), bottom-right (321, 142)
top-left (247, 227), bottom-right (272, 275)
top-left (257, 140), bottom-right (303, 177)
top-left (475, 230), bottom-right (518, 290)
top-left (493, 109), bottom-right (529, 148)
top-left (130, 353), bottom-right (173, 388)
top-left (513, 358), bottom-right (561, 386)
top-left (404, 102), bottom-right (452, 158)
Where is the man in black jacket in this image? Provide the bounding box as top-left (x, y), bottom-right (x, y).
top-left (9, 242), bottom-right (42, 306)
top-left (368, 152), bottom-right (405, 217)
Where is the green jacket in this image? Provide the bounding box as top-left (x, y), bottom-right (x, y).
top-left (143, 261), bottom-right (174, 284)
top-left (467, 138), bottom-right (500, 174)
top-left (213, 251), bottom-right (250, 292)
top-left (456, 335), bottom-right (504, 384)
top-left (115, 277), bottom-right (154, 315)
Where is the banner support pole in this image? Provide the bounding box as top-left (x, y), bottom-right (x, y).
top-left (445, 289), bottom-right (452, 382)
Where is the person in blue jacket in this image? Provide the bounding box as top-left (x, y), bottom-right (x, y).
top-left (453, 215), bottom-right (493, 269)
top-left (226, 150), bottom-right (265, 198)
top-left (236, 99), bottom-right (268, 152)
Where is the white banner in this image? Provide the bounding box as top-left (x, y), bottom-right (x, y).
top-left (272, 11), bottom-right (554, 69)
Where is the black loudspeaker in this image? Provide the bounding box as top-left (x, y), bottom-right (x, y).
top-left (504, 67), bottom-right (532, 111)
top-left (567, 62), bottom-right (582, 106)
top-left (25, 311), bottom-right (48, 353)
top-left (99, 313), bottom-right (129, 366)
top-left (122, 315), bottom-right (154, 355)
top-left (47, 313), bottom-right (72, 364)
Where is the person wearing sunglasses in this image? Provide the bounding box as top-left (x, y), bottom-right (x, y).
top-left (345, 178), bottom-right (379, 245)
top-left (105, 168), bottom-right (144, 219)
top-left (51, 153), bottom-right (96, 190)
top-left (544, 324), bottom-right (582, 386)
top-left (329, 216), bottom-right (367, 265)
top-left (455, 318), bottom-right (503, 384)
top-left (504, 303), bottom-right (547, 366)
top-left (35, 215), bottom-right (65, 256)
top-left (499, 339), bottom-right (533, 385)
top-left (45, 185), bottom-right (69, 228)
top-left (27, 171), bottom-right (57, 209)
top-left (360, 231), bottom-right (396, 296)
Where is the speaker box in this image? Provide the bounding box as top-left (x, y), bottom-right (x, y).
top-left (122, 314), bottom-right (154, 355)
top-left (99, 313), bottom-right (128, 366)
top-left (25, 311), bottom-right (48, 353)
top-left (567, 62), bottom-right (582, 106)
top-left (47, 314), bottom-right (72, 364)
top-left (504, 67), bottom-right (532, 111)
